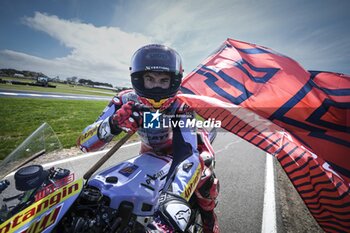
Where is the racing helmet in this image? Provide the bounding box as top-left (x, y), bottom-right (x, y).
top-left (130, 44), bottom-right (183, 109)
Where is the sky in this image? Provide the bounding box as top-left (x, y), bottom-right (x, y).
top-left (0, 0), bottom-right (349, 87)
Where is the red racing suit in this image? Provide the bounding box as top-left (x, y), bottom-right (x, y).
top-left (77, 90), bottom-right (219, 230)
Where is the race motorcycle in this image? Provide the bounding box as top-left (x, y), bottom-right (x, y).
top-left (0, 122), bottom-right (217, 233)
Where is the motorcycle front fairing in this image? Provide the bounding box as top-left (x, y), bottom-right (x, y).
top-left (88, 152), bottom-right (172, 216)
top-left (0, 178), bottom-right (83, 233)
top-left (0, 123), bottom-right (83, 233)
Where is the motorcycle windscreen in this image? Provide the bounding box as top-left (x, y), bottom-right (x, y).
top-left (0, 122), bottom-right (83, 232)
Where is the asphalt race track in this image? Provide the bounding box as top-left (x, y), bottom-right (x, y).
top-left (0, 89), bottom-right (111, 101)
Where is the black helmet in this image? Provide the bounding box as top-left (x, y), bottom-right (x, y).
top-left (130, 44), bottom-right (183, 108)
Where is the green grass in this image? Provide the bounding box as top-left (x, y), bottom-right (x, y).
top-left (0, 77), bottom-right (117, 97)
top-left (1, 77), bottom-right (33, 83)
top-left (0, 97), bottom-right (131, 160)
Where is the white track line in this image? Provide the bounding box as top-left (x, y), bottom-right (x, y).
top-left (0, 92), bottom-right (110, 100)
top-left (261, 153), bottom-right (277, 233)
top-left (0, 92), bottom-right (18, 96)
top-left (43, 141), bottom-right (141, 167)
top-left (6, 141), bottom-right (141, 177)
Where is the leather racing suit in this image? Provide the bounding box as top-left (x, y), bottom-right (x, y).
top-left (77, 90), bottom-right (219, 232)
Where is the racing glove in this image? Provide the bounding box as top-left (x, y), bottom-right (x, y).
top-left (110, 101), bottom-right (143, 133)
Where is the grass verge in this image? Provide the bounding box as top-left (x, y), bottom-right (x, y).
top-left (0, 97), bottom-right (132, 160)
top-left (0, 77), bottom-right (117, 97)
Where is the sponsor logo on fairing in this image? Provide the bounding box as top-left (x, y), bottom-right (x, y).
top-left (0, 179), bottom-right (82, 233)
top-left (181, 166), bottom-right (201, 200)
top-left (119, 164), bottom-right (139, 177)
top-left (35, 173), bottom-right (75, 201)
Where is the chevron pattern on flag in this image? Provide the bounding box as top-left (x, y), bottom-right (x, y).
top-left (180, 38), bottom-right (350, 232)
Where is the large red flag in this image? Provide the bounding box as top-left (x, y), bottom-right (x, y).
top-left (180, 38), bottom-right (350, 232)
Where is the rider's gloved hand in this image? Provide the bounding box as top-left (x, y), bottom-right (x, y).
top-left (110, 101), bottom-right (142, 133)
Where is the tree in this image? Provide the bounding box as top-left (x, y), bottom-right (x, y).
top-left (66, 76), bottom-right (78, 84)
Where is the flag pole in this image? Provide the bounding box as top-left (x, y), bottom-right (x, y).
top-left (83, 132), bottom-right (134, 180)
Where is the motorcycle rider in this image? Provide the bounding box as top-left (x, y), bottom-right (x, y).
top-left (77, 44), bottom-right (219, 232)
